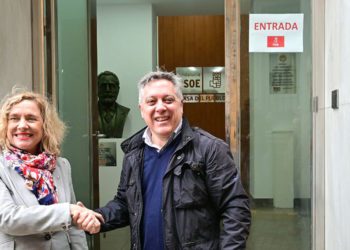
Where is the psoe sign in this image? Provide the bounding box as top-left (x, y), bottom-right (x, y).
top-left (249, 14), bottom-right (304, 53)
top-left (176, 67), bottom-right (202, 94)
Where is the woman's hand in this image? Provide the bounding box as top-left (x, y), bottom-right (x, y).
top-left (70, 202), bottom-right (104, 234)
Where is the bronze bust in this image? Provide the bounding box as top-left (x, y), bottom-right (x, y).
top-left (98, 71), bottom-right (130, 138)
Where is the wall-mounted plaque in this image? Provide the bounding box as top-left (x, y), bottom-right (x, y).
top-left (99, 141), bottom-right (117, 167)
top-left (269, 53), bottom-right (296, 94)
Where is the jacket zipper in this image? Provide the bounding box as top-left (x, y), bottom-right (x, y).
top-left (135, 149), bottom-right (144, 250)
top-left (162, 151), bottom-right (184, 249)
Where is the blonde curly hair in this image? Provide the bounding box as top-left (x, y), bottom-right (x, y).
top-left (0, 90), bottom-right (66, 155)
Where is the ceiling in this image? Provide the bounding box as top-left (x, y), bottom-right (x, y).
top-left (97, 0), bottom-right (251, 16)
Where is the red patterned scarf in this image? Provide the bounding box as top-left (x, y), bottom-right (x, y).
top-left (4, 147), bottom-right (59, 205)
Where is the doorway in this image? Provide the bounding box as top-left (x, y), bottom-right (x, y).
top-left (53, 0), bottom-right (313, 249)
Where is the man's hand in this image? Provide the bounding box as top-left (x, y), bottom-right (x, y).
top-left (70, 201), bottom-right (104, 234)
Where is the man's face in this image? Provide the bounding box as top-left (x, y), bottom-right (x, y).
top-left (139, 79), bottom-right (183, 145)
top-left (98, 75), bottom-right (119, 105)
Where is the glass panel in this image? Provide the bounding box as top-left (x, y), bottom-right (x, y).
top-left (245, 0), bottom-right (312, 249)
top-left (56, 1), bottom-right (93, 247)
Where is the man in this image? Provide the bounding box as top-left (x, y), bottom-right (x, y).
top-left (76, 70), bottom-right (251, 249)
top-left (98, 71), bottom-right (130, 138)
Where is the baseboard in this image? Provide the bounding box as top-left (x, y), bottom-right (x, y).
top-left (251, 198), bottom-right (311, 212)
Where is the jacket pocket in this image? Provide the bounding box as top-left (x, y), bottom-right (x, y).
top-left (173, 162), bottom-right (208, 208)
top-left (125, 178), bottom-right (138, 213)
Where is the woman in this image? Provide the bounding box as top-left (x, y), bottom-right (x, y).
top-left (0, 90), bottom-right (89, 249)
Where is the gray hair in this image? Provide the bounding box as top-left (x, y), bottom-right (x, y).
top-left (137, 70), bottom-right (183, 104)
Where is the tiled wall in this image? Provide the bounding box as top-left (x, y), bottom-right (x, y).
top-left (0, 0), bottom-right (32, 98)
top-left (324, 1), bottom-right (350, 249)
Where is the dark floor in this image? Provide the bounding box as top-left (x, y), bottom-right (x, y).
top-left (246, 207), bottom-right (311, 250)
top-left (99, 206), bottom-right (311, 250)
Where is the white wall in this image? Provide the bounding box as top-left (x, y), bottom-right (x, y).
top-left (0, 0), bottom-right (32, 98)
top-left (97, 3), bottom-right (156, 139)
top-left (249, 0), bottom-right (312, 200)
top-left (97, 3), bottom-right (156, 249)
top-left (325, 1), bottom-right (350, 249)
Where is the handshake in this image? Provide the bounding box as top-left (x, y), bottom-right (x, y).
top-left (70, 202), bottom-right (104, 234)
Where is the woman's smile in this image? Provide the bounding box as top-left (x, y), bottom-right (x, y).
top-left (7, 100), bottom-right (43, 154)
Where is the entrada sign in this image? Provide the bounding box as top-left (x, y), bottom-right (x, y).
top-left (254, 22), bottom-right (299, 31)
top-left (249, 14), bottom-right (304, 52)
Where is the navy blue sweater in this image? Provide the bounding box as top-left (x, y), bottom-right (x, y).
top-left (141, 139), bottom-right (179, 250)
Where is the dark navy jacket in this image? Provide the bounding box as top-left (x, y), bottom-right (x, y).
top-left (96, 118), bottom-right (251, 250)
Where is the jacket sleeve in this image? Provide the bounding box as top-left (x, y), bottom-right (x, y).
top-left (95, 156), bottom-right (130, 232)
top-left (205, 139), bottom-right (251, 249)
top-left (0, 176), bottom-right (71, 235)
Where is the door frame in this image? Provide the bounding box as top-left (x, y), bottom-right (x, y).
top-left (32, 0), bottom-right (57, 102)
top-left (88, 0), bottom-right (101, 248)
top-left (224, 0), bottom-right (241, 169)
top-left (312, 0), bottom-right (325, 249)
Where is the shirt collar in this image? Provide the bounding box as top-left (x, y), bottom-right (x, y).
top-left (142, 119), bottom-right (183, 151)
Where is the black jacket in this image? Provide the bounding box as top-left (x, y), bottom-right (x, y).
top-left (96, 119), bottom-right (251, 249)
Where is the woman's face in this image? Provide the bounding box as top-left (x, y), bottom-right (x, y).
top-left (7, 100), bottom-right (44, 154)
